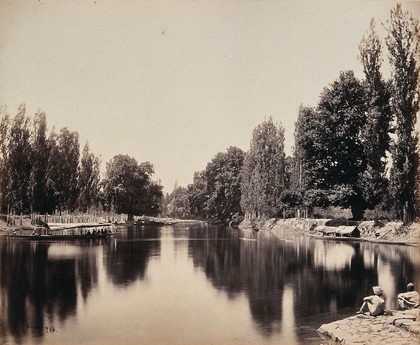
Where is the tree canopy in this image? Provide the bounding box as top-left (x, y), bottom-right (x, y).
top-left (102, 155), bottom-right (163, 220)
top-left (385, 4), bottom-right (419, 223)
top-left (241, 117), bottom-right (286, 218)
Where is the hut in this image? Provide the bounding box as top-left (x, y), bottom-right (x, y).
top-left (336, 226), bottom-right (360, 238)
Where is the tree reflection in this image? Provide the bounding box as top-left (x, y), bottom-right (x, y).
top-left (103, 225), bottom-right (160, 285)
top-left (0, 238), bottom-right (101, 343)
top-left (188, 228), bottom-right (419, 337)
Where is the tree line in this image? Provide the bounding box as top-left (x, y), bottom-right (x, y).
top-left (163, 4), bottom-right (419, 225)
top-left (0, 105), bottom-right (162, 220)
top-left (1, 4), bottom-right (418, 225)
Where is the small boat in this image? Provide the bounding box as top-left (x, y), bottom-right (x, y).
top-left (7, 222), bottom-right (116, 240)
top-left (309, 233), bottom-right (364, 242)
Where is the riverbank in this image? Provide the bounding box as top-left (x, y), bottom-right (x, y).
top-left (238, 218), bottom-right (420, 246)
top-left (318, 309), bottom-right (420, 344)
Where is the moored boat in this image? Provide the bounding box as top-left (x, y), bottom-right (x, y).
top-left (7, 222), bottom-right (116, 240)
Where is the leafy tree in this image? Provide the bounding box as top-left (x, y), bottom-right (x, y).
top-left (300, 71), bottom-right (367, 219)
top-left (29, 111), bottom-right (50, 213)
top-left (0, 106), bottom-right (10, 212)
top-left (142, 181), bottom-right (163, 216)
top-left (385, 4), bottom-right (420, 224)
top-left (241, 117), bottom-right (286, 218)
top-left (204, 146), bottom-right (244, 222)
top-left (187, 171), bottom-right (208, 219)
top-left (165, 186), bottom-right (191, 219)
top-left (4, 105), bottom-right (32, 214)
top-left (292, 106), bottom-right (318, 217)
top-left (102, 155), bottom-right (163, 220)
top-left (77, 142), bottom-right (101, 212)
top-left (46, 127), bottom-right (80, 212)
top-left (358, 18), bottom-right (392, 222)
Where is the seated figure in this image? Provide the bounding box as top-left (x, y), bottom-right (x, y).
top-left (357, 286), bottom-right (385, 316)
top-left (398, 283), bottom-right (420, 310)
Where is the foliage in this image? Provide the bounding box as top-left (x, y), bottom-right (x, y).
top-left (187, 146), bottom-right (244, 223)
top-left (241, 117), bottom-right (286, 218)
top-left (187, 171), bottom-right (208, 219)
top-left (279, 190), bottom-right (302, 209)
top-left (358, 18), bottom-right (392, 213)
top-left (164, 186), bottom-right (190, 219)
top-left (0, 106), bottom-right (10, 212)
top-left (204, 146), bottom-right (245, 222)
top-left (102, 155), bottom-right (163, 220)
top-left (77, 142), bottom-right (101, 212)
top-left (29, 111), bottom-right (50, 213)
top-left (4, 105), bottom-right (32, 213)
top-left (293, 105), bottom-right (317, 192)
top-left (385, 4), bottom-right (420, 223)
top-left (298, 71), bottom-right (368, 219)
top-left (46, 128), bottom-right (80, 212)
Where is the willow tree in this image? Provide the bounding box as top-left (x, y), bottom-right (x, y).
top-left (385, 4), bottom-right (420, 224)
top-left (358, 19), bottom-right (392, 222)
top-left (240, 117), bottom-right (286, 219)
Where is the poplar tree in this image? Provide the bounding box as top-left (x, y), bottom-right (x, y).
top-left (77, 142), bottom-right (101, 212)
top-left (0, 106), bottom-right (10, 213)
top-left (46, 128), bottom-right (80, 212)
top-left (358, 19), bottom-right (392, 222)
top-left (30, 111), bottom-right (50, 213)
top-left (385, 4), bottom-right (419, 223)
top-left (5, 104), bottom-right (32, 213)
top-left (240, 117), bottom-right (286, 219)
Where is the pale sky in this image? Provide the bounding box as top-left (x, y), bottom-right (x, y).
top-left (1, 0), bottom-right (419, 193)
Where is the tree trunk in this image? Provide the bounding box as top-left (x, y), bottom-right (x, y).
top-left (374, 206), bottom-right (379, 226)
top-left (350, 203), bottom-right (364, 220)
top-left (127, 213), bottom-right (134, 222)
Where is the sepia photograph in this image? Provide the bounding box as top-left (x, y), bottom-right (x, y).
top-left (0, 1), bottom-right (419, 344)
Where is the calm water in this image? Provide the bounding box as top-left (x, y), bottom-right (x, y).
top-left (0, 223), bottom-right (419, 345)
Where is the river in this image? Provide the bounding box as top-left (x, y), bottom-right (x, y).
top-left (0, 222), bottom-right (419, 345)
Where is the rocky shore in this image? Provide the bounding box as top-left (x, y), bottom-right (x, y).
top-left (239, 218), bottom-right (420, 246)
top-left (318, 309), bottom-right (420, 345)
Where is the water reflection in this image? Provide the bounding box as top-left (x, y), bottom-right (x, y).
top-left (0, 224), bottom-right (418, 345)
top-left (188, 229), bottom-right (420, 338)
top-left (0, 238), bottom-right (101, 342)
top-left (103, 225), bottom-right (160, 285)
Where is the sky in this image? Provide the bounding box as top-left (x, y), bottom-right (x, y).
top-left (0, 0), bottom-right (419, 193)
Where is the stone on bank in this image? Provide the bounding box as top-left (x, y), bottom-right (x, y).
top-left (317, 309), bottom-right (420, 344)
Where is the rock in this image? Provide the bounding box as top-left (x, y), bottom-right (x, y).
top-left (318, 311), bottom-right (420, 345)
